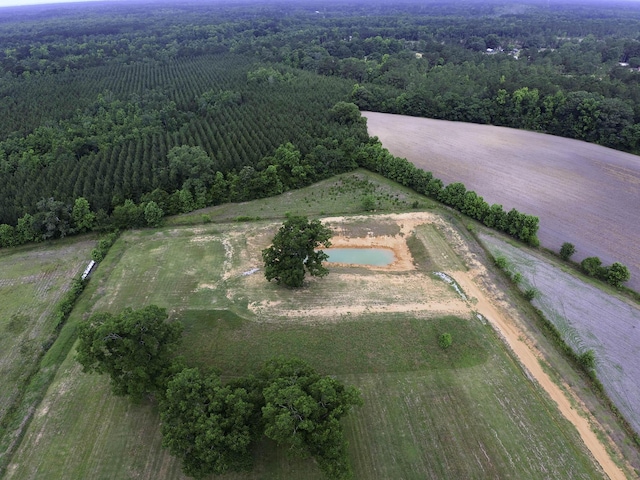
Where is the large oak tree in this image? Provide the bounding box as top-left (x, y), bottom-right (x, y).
top-left (75, 305), bottom-right (183, 401)
top-left (262, 215), bottom-right (332, 288)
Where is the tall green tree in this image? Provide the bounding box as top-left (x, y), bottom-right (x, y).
top-left (606, 262), bottom-right (630, 287)
top-left (262, 142), bottom-right (314, 190)
top-left (143, 200), bottom-right (164, 227)
top-left (581, 256), bottom-right (605, 278)
top-left (160, 368), bottom-right (259, 479)
top-left (0, 224), bottom-right (15, 248)
top-left (559, 242), bottom-right (576, 261)
top-left (33, 197), bottom-right (72, 240)
top-left (262, 215), bottom-right (332, 288)
top-left (71, 197), bottom-right (96, 233)
top-left (260, 358), bottom-right (362, 480)
top-left (75, 305), bottom-right (183, 401)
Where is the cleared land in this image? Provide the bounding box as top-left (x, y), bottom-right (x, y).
top-left (363, 111), bottom-right (640, 292)
top-left (0, 238), bottom-right (94, 457)
top-left (5, 212), bottom-right (622, 479)
top-left (480, 232), bottom-right (640, 435)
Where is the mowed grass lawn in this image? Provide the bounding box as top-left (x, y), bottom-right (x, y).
top-left (7, 221), bottom-right (602, 479)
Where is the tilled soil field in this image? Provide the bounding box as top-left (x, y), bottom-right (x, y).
top-left (480, 232), bottom-right (640, 435)
top-left (364, 112), bottom-right (640, 292)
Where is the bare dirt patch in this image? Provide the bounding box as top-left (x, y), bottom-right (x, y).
top-left (364, 111), bottom-right (640, 292)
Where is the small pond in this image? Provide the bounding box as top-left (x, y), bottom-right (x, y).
top-left (323, 248), bottom-right (395, 266)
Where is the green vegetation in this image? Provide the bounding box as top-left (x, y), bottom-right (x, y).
top-left (160, 357), bottom-right (362, 480)
top-left (3, 196), bottom-right (608, 478)
top-left (180, 312), bottom-right (489, 376)
top-left (260, 358), bottom-right (362, 480)
top-left (438, 332), bottom-right (453, 349)
top-left (12, 0), bottom-right (640, 254)
top-left (0, 237), bottom-right (94, 474)
top-left (75, 305), bottom-right (183, 401)
top-left (580, 256), bottom-right (631, 288)
top-left (161, 367), bottom-right (259, 478)
top-left (3, 0), bottom-right (640, 475)
top-left (560, 242), bottom-right (576, 261)
top-left (262, 215), bottom-right (333, 288)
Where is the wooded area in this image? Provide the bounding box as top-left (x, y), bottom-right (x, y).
top-left (2, 0), bottom-right (639, 246)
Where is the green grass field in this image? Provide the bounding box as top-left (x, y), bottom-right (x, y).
top-left (0, 237), bottom-right (95, 461)
top-left (1, 173), bottom-right (607, 479)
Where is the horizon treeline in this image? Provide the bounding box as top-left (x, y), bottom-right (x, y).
top-left (2, 0), bottom-right (637, 244)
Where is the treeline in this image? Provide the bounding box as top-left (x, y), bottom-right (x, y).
top-left (4, 0), bottom-right (640, 155)
top-left (235, 4), bottom-right (640, 153)
top-left (3, 1), bottom-right (640, 226)
top-left (355, 136), bottom-right (540, 245)
top-left (0, 101), bottom-right (369, 247)
top-left (0, 102), bottom-right (539, 249)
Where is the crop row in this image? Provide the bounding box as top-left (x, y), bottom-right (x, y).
top-left (0, 54), bottom-right (354, 223)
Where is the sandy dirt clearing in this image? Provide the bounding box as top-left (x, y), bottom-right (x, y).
top-left (363, 111), bottom-right (640, 292)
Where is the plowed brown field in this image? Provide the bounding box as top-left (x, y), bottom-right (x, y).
top-left (363, 112), bottom-right (640, 292)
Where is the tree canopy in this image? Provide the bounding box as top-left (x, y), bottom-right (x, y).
top-left (260, 358), bottom-right (363, 480)
top-left (160, 368), bottom-right (258, 478)
top-left (262, 215), bottom-right (333, 288)
top-left (75, 305), bottom-right (183, 401)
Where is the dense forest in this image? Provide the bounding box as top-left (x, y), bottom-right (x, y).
top-left (2, 0), bottom-right (640, 245)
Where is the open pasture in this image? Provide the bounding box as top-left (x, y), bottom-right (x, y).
top-left (480, 232), bottom-right (640, 435)
top-left (6, 213), bottom-right (606, 479)
top-left (0, 238), bottom-right (94, 440)
top-left (364, 111), bottom-right (640, 292)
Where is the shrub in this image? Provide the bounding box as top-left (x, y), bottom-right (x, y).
top-left (513, 272), bottom-right (522, 284)
top-left (581, 256), bottom-right (603, 277)
top-left (606, 262), bottom-right (630, 288)
top-left (439, 332), bottom-right (452, 349)
top-left (523, 288), bottom-right (538, 301)
top-left (578, 350), bottom-right (596, 371)
top-left (559, 242), bottom-right (576, 260)
top-left (361, 194), bottom-right (376, 211)
top-left (494, 255), bottom-right (508, 270)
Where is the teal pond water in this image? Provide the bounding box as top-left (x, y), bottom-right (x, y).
top-left (323, 248), bottom-right (395, 266)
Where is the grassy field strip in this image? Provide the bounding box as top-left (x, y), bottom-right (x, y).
top-left (92, 230), bottom-right (227, 313)
top-left (414, 223), bottom-right (467, 272)
top-left (345, 362), bottom-right (600, 479)
top-left (480, 233), bottom-right (640, 435)
top-left (5, 350), bottom-right (187, 480)
top-left (0, 239), bottom-right (94, 440)
top-left (166, 171), bottom-right (433, 229)
top-left (180, 313), bottom-right (491, 376)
